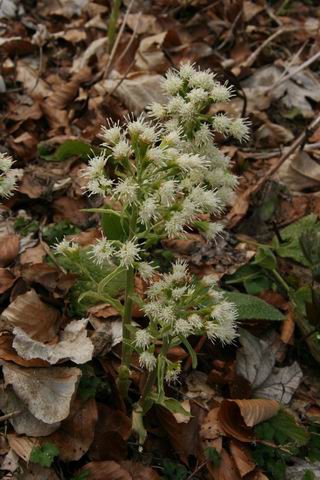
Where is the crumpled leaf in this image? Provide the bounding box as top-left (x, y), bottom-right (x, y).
top-left (276, 151), bottom-right (320, 193)
top-left (1, 290), bottom-right (61, 342)
top-left (218, 399), bottom-right (280, 442)
top-left (0, 333), bottom-right (49, 367)
top-left (3, 364), bottom-right (81, 424)
top-left (237, 329), bottom-right (303, 403)
top-left (242, 65), bottom-right (320, 118)
top-left (0, 385), bottom-right (60, 436)
top-left (12, 319), bottom-right (94, 365)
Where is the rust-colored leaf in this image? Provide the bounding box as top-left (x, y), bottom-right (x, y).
top-left (0, 234), bottom-right (20, 267)
top-left (229, 440), bottom-right (256, 477)
top-left (0, 267), bottom-right (16, 293)
top-left (89, 404), bottom-right (131, 461)
top-left (218, 399), bottom-right (279, 442)
top-left (208, 448), bottom-right (241, 480)
top-left (1, 290), bottom-right (61, 342)
top-left (47, 398), bottom-right (98, 461)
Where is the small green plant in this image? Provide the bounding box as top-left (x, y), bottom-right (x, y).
top-left (55, 64), bottom-right (249, 439)
top-left (30, 443), bottom-right (59, 468)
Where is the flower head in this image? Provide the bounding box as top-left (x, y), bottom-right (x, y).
top-left (139, 351), bottom-right (157, 371)
top-left (135, 329), bottom-right (152, 349)
top-left (138, 262), bottom-right (156, 281)
top-left (113, 178), bottom-right (138, 205)
top-left (55, 239), bottom-right (79, 256)
top-left (118, 239), bottom-right (141, 268)
top-left (90, 237), bottom-right (115, 266)
top-left (100, 123), bottom-right (122, 145)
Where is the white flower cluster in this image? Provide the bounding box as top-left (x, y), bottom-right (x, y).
top-left (134, 260), bottom-right (238, 380)
top-left (81, 63), bottom-right (249, 245)
top-left (0, 153), bottom-right (20, 199)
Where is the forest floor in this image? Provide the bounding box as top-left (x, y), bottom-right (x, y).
top-left (1, 1), bottom-right (320, 479)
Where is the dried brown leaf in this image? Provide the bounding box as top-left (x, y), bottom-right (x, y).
top-left (48, 398), bottom-right (98, 461)
top-left (218, 399), bottom-right (279, 442)
top-left (79, 461), bottom-right (131, 480)
top-left (1, 290), bottom-right (61, 342)
top-left (0, 234), bottom-right (20, 267)
top-left (0, 268), bottom-right (15, 293)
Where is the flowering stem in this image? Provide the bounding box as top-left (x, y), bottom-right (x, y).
top-left (118, 207), bottom-right (138, 398)
top-left (118, 265), bottom-right (135, 397)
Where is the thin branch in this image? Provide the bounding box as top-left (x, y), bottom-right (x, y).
top-left (241, 27), bottom-right (298, 68)
top-left (104, 0), bottom-right (135, 80)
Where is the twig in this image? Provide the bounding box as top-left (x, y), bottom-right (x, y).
top-left (104, 0), bottom-right (135, 80)
top-left (266, 50), bottom-right (320, 92)
top-left (105, 57), bottom-right (136, 102)
top-left (249, 112), bottom-right (320, 196)
top-left (241, 27), bottom-right (298, 68)
top-left (217, 10), bottom-right (242, 51)
top-left (114, 11), bottom-right (141, 70)
top-left (185, 461), bottom-right (207, 480)
top-left (0, 411), bottom-right (21, 423)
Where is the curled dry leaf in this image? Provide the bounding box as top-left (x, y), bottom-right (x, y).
top-left (218, 399), bottom-right (279, 442)
top-left (0, 334), bottom-right (49, 367)
top-left (0, 234), bottom-right (20, 267)
top-left (3, 364), bottom-right (81, 424)
top-left (12, 319), bottom-right (94, 365)
top-left (47, 398), bottom-right (98, 461)
top-left (1, 290), bottom-right (61, 342)
top-left (0, 385), bottom-right (60, 436)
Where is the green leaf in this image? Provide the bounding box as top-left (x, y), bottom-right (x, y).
top-left (180, 337), bottom-right (197, 368)
top-left (303, 471), bottom-right (316, 480)
top-left (158, 397), bottom-right (191, 416)
top-left (205, 446), bottom-right (221, 466)
top-left (101, 210), bottom-right (128, 241)
top-left (30, 443), bottom-right (59, 468)
top-left (254, 246), bottom-right (277, 271)
top-left (223, 291), bottom-right (285, 321)
top-left (38, 139), bottom-right (95, 162)
top-left (274, 214), bottom-right (319, 266)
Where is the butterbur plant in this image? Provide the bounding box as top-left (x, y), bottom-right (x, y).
top-left (55, 63), bottom-right (249, 436)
